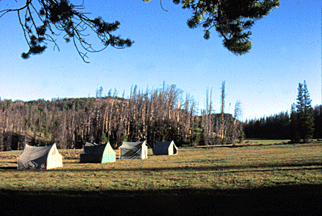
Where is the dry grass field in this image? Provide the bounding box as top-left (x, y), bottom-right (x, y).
top-left (0, 141), bottom-right (321, 216)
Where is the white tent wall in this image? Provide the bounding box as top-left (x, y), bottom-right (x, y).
top-left (120, 141), bottom-right (148, 159)
top-left (169, 144), bottom-right (174, 155)
top-left (17, 143), bottom-right (63, 169)
top-left (46, 144), bottom-right (63, 169)
top-left (153, 141), bottom-right (178, 155)
top-left (141, 143), bottom-right (148, 159)
top-left (171, 141), bottom-right (178, 155)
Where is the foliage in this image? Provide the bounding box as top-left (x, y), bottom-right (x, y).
top-left (244, 111), bottom-right (291, 139)
top-left (313, 105), bottom-right (322, 139)
top-left (1, 0), bottom-right (279, 62)
top-left (243, 89), bottom-right (319, 142)
top-left (290, 104), bottom-right (300, 142)
top-left (146, 0), bottom-right (280, 55)
top-left (0, 0), bottom-right (133, 62)
top-left (191, 116), bottom-right (206, 146)
top-left (100, 131), bottom-right (108, 144)
top-left (291, 81), bottom-right (315, 143)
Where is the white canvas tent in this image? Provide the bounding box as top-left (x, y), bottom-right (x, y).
top-left (119, 141), bottom-right (148, 159)
top-left (153, 140), bottom-right (178, 155)
top-left (17, 143), bottom-right (63, 169)
top-left (80, 142), bottom-right (116, 163)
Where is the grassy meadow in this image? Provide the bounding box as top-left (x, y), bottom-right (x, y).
top-left (0, 141), bottom-right (321, 215)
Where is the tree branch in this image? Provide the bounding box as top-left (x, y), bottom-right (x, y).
top-left (1, 0), bottom-right (133, 62)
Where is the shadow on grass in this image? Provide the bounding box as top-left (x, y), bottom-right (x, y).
top-left (1, 185), bottom-right (321, 216)
top-left (55, 162), bottom-right (322, 173)
top-left (2, 162), bottom-right (322, 174)
top-left (0, 166), bottom-right (17, 170)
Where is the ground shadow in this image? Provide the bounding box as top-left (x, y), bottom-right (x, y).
top-left (0, 166), bottom-right (17, 170)
top-left (1, 185), bottom-right (321, 216)
top-left (55, 161), bottom-right (322, 173)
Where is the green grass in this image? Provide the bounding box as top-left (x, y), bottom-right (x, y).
top-left (0, 142), bottom-right (321, 196)
top-left (1, 142), bottom-right (321, 216)
top-left (244, 138), bottom-right (290, 145)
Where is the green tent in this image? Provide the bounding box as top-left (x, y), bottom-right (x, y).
top-left (80, 142), bottom-right (116, 163)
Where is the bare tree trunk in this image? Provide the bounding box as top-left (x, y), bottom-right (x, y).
top-left (220, 81), bottom-right (226, 141)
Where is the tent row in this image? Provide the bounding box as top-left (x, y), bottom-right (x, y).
top-left (17, 141), bottom-right (178, 169)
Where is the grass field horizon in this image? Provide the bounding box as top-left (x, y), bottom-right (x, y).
top-left (1, 140), bottom-right (321, 215)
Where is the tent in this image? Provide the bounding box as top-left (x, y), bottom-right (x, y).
top-left (17, 143), bottom-right (63, 169)
top-left (80, 142), bottom-right (116, 163)
top-left (152, 140), bottom-right (178, 155)
top-left (119, 141), bottom-right (148, 159)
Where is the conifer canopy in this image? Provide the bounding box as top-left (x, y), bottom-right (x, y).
top-left (1, 0), bottom-right (279, 62)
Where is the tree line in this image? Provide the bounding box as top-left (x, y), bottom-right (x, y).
top-left (1, 81), bottom-right (318, 151)
top-left (0, 84), bottom-right (243, 151)
top-left (243, 105), bottom-right (321, 140)
top-left (244, 81), bottom-right (321, 142)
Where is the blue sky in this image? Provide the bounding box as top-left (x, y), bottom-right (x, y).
top-left (0, 0), bottom-right (321, 121)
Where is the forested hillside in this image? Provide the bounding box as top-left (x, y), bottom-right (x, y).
top-left (0, 85), bottom-right (242, 151)
top-left (1, 82), bottom-right (320, 151)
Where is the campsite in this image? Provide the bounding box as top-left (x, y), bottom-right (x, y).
top-left (1, 1), bottom-right (321, 215)
top-left (0, 140), bottom-right (321, 215)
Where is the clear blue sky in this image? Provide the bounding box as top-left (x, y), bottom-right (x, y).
top-left (0, 0), bottom-right (321, 121)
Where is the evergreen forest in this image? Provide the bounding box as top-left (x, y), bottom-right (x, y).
top-left (243, 106), bottom-right (321, 140)
top-left (244, 81), bottom-right (320, 141)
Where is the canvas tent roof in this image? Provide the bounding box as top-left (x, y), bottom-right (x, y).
top-left (119, 141), bottom-right (148, 159)
top-left (153, 140), bottom-right (178, 155)
top-left (80, 142), bottom-right (115, 163)
top-left (17, 143), bottom-right (63, 169)
top-left (84, 142), bottom-right (99, 147)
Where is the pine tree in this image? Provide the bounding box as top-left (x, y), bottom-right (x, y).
top-left (2, 0), bottom-right (279, 61)
top-left (145, 0), bottom-right (280, 55)
top-left (290, 104), bottom-right (300, 143)
top-left (313, 105), bottom-right (322, 139)
top-left (301, 81), bottom-right (314, 142)
top-left (291, 81), bottom-right (314, 143)
top-left (100, 131), bottom-right (108, 144)
top-left (1, 0), bottom-right (133, 62)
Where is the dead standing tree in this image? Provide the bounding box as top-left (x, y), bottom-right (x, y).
top-left (219, 81), bottom-right (227, 143)
top-left (230, 101), bottom-right (242, 145)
